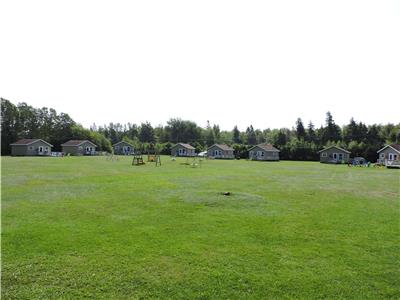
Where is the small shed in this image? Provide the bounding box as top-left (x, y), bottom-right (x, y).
top-left (113, 141), bottom-right (134, 155)
top-left (318, 145), bottom-right (350, 163)
top-left (377, 144), bottom-right (400, 165)
top-left (61, 140), bottom-right (97, 156)
top-left (248, 143), bottom-right (280, 161)
top-left (10, 139), bottom-right (53, 156)
top-left (207, 144), bottom-right (234, 159)
top-left (171, 143), bottom-right (196, 157)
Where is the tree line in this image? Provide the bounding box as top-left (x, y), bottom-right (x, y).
top-left (1, 98), bottom-right (399, 161)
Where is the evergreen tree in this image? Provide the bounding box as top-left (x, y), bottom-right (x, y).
top-left (344, 118), bottom-right (358, 143)
top-left (295, 118), bottom-right (306, 140)
top-left (139, 122), bottom-right (155, 143)
top-left (246, 125), bottom-right (257, 145)
top-left (232, 126), bottom-right (241, 143)
top-left (307, 121), bottom-right (316, 143)
top-left (322, 112), bottom-right (342, 143)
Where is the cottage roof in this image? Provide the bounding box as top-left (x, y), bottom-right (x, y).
top-left (249, 143), bottom-right (280, 152)
top-left (61, 140), bottom-right (97, 147)
top-left (10, 139), bottom-right (53, 147)
top-left (174, 143), bottom-right (195, 150)
top-left (318, 145), bottom-right (351, 154)
top-left (208, 144), bottom-right (234, 151)
top-left (377, 144), bottom-right (400, 154)
top-left (113, 141), bottom-right (134, 147)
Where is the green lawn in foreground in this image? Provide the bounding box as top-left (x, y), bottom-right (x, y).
top-left (1, 156), bottom-right (399, 299)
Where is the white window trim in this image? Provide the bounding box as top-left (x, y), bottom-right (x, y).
top-left (321, 152), bottom-right (327, 157)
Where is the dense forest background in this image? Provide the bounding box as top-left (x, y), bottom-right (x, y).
top-left (1, 98), bottom-right (399, 161)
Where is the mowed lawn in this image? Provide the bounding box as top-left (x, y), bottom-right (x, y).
top-left (1, 156), bottom-right (399, 299)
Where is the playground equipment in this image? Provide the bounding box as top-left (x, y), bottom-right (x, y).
top-left (132, 153), bottom-right (145, 166)
top-left (147, 151), bottom-right (161, 166)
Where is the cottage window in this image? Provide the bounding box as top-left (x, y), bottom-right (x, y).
top-left (28, 146), bottom-right (34, 150)
top-left (321, 152), bottom-right (327, 157)
top-left (78, 146), bottom-right (83, 150)
top-left (380, 153), bottom-right (385, 158)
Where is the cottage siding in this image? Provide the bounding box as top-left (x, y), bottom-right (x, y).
top-left (207, 145), bottom-right (234, 159)
top-left (62, 145), bottom-right (80, 155)
top-left (319, 147), bottom-right (350, 163)
top-left (377, 147), bottom-right (399, 162)
top-left (171, 145), bottom-right (195, 157)
top-left (113, 142), bottom-right (134, 155)
top-left (11, 145), bottom-right (28, 156)
top-left (249, 146), bottom-right (279, 161)
top-left (11, 140), bottom-right (52, 156)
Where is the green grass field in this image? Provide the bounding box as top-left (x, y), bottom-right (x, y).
top-left (2, 156), bottom-right (399, 299)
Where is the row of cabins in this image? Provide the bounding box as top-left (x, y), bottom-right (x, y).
top-left (10, 139), bottom-right (136, 156)
top-left (9, 139), bottom-right (280, 161)
top-left (166, 142), bottom-right (400, 165)
top-left (10, 139), bottom-right (98, 156)
top-left (9, 139), bottom-right (400, 165)
top-left (172, 143), bottom-right (281, 161)
top-left (318, 144), bottom-right (400, 166)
